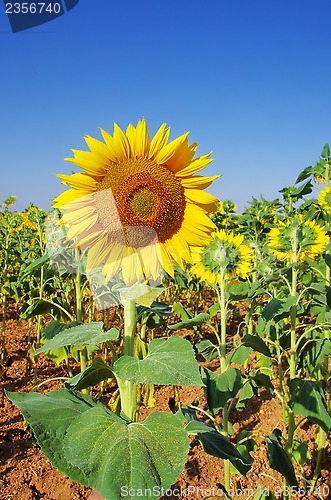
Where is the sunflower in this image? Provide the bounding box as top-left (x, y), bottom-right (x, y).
top-left (267, 217), bottom-right (328, 262)
top-left (191, 229), bottom-right (253, 284)
top-left (3, 195), bottom-right (16, 208)
top-left (54, 119), bottom-right (219, 285)
top-left (318, 186), bottom-right (331, 211)
top-left (13, 212), bottom-right (38, 233)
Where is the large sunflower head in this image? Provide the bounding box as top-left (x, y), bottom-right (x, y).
top-left (54, 119), bottom-right (219, 285)
top-left (191, 229), bottom-right (254, 284)
top-left (267, 216), bottom-right (329, 263)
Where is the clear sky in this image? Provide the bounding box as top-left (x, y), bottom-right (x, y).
top-left (1, 0), bottom-right (331, 213)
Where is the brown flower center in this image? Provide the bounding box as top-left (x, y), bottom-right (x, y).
top-left (94, 158), bottom-right (186, 248)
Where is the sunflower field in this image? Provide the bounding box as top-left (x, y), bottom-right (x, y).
top-left (1, 123), bottom-right (331, 500)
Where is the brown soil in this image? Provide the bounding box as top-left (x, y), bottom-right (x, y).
top-left (1, 310), bottom-right (331, 500)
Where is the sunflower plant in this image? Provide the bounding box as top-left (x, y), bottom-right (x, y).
top-left (189, 229), bottom-right (268, 492)
top-left (0, 196), bottom-right (22, 376)
top-left (6, 120), bottom-right (253, 499)
top-left (261, 209), bottom-right (331, 496)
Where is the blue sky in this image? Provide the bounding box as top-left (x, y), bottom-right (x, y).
top-left (1, 0), bottom-right (331, 213)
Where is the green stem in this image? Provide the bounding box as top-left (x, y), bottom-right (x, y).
top-left (326, 255), bottom-right (330, 286)
top-left (222, 404), bottom-right (231, 492)
top-left (312, 414), bottom-right (328, 484)
top-left (0, 294), bottom-right (7, 376)
top-left (289, 266), bottom-right (298, 381)
top-left (74, 249), bottom-right (84, 323)
top-left (219, 269), bottom-right (227, 373)
top-left (284, 233), bottom-right (299, 496)
top-left (275, 324), bottom-right (288, 438)
top-left (117, 297), bottom-right (139, 422)
top-left (80, 347), bottom-right (88, 373)
top-left (218, 271), bottom-right (231, 492)
top-left (36, 315), bottom-right (42, 347)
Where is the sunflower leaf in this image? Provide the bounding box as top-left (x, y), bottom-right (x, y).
top-left (64, 408), bottom-right (190, 500)
top-left (5, 388), bottom-right (101, 486)
top-left (202, 367), bottom-right (243, 414)
top-left (168, 312), bottom-right (210, 330)
top-left (113, 336), bottom-right (203, 386)
top-left (288, 378), bottom-right (331, 433)
top-left (267, 430), bottom-right (298, 487)
top-left (33, 322), bottom-right (119, 355)
top-left (197, 430), bottom-right (251, 476)
top-left (65, 357), bottom-right (114, 390)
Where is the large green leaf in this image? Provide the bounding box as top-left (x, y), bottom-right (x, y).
top-left (202, 367), bottom-right (243, 414)
top-left (65, 357), bottom-right (114, 390)
top-left (5, 389), bottom-right (102, 485)
top-left (113, 336), bottom-right (202, 386)
top-left (20, 299), bottom-right (54, 320)
top-left (39, 320), bottom-right (81, 365)
top-left (195, 339), bottom-right (219, 362)
top-left (288, 379), bottom-right (331, 433)
top-left (172, 301), bottom-right (192, 321)
top-left (178, 407), bottom-right (251, 476)
top-left (227, 345), bottom-right (252, 365)
top-left (20, 253), bottom-right (50, 278)
top-left (266, 430), bottom-right (298, 487)
top-left (33, 322), bottom-right (119, 355)
top-left (262, 296), bottom-right (297, 322)
top-left (295, 166), bottom-right (312, 184)
top-left (197, 430), bottom-right (251, 476)
top-left (168, 313), bottom-right (210, 330)
top-left (64, 408), bottom-right (190, 500)
top-left (242, 334), bottom-right (271, 357)
top-left (236, 381), bottom-right (255, 411)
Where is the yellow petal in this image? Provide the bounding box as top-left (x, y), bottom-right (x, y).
top-left (159, 243), bottom-right (174, 277)
top-left (84, 135), bottom-right (115, 162)
top-left (185, 203), bottom-right (215, 228)
top-left (175, 152), bottom-right (213, 177)
top-left (99, 128), bottom-right (123, 162)
top-left (154, 132), bottom-right (190, 165)
top-left (184, 188), bottom-right (218, 206)
top-left (167, 232), bottom-right (192, 267)
top-left (113, 123), bottom-right (132, 160)
top-left (149, 123), bottom-right (170, 159)
top-left (86, 237), bottom-right (109, 271)
top-left (57, 173), bottom-right (97, 191)
top-left (62, 205), bottom-right (97, 225)
top-left (65, 150), bottom-right (107, 179)
top-left (166, 141), bottom-right (197, 173)
top-left (122, 250), bottom-right (143, 285)
top-left (133, 119), bottom-right (150, 158)
top-left (77, 228), bottom-right (104, 249)
top-left (103, 245), bottom-right (125, 281)
top-left (181, 175), bottom-right (220, 189)
top-left (66, 214), bottom-right (99, 240)
top-left (53, 189), bottom-right (91, 208)
top-left (178, 225), bottom-right (211, 246)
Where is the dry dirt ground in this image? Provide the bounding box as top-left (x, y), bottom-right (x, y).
top-left (1, 308), bottom-right (331, 500)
